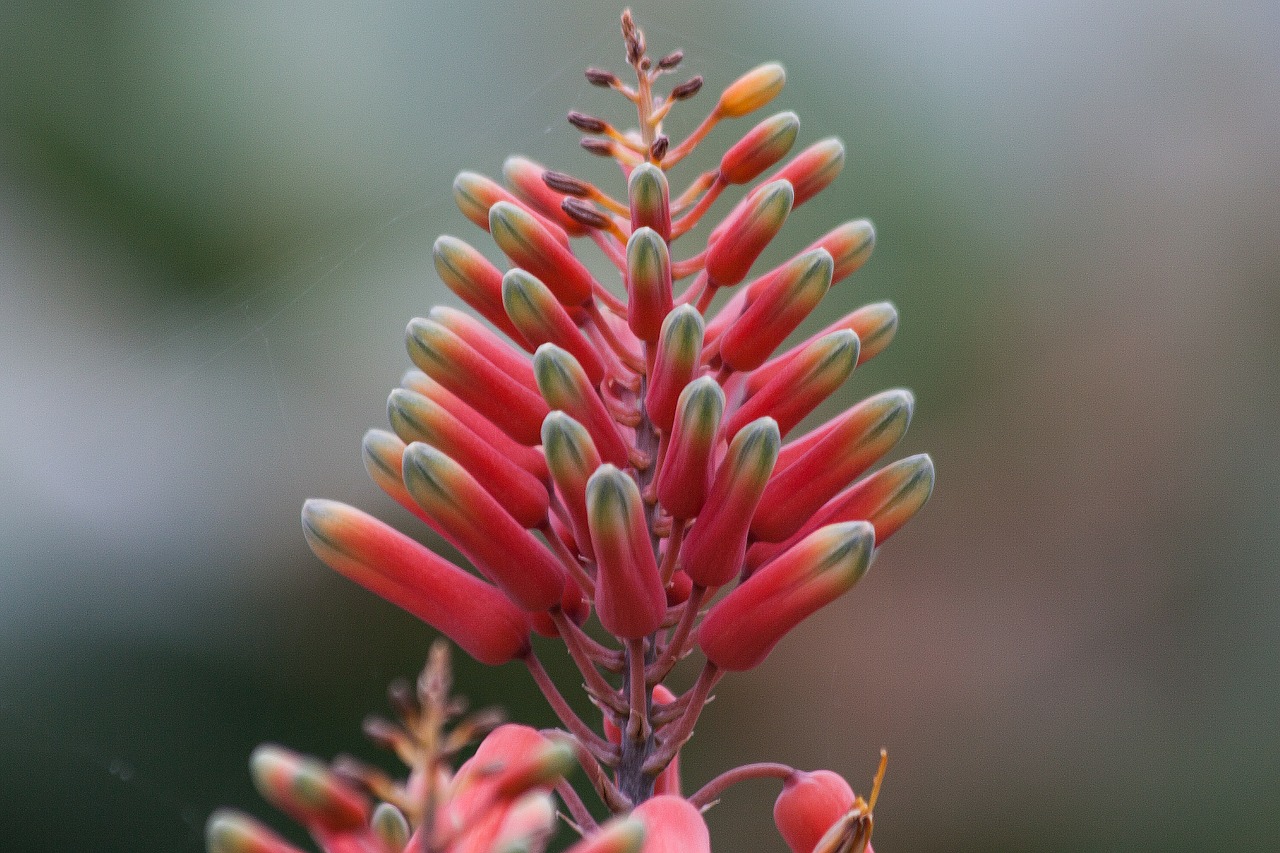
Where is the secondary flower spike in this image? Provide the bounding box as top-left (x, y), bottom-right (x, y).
top-left (257, 12), bottom-right (935, 853)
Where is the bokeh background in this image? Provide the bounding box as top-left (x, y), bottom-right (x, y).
top-left (3, 1), bottom-right (1278, 850)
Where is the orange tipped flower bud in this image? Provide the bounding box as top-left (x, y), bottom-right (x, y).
top-left (747, 454), bottom-right (934, 574)
top-left (405, 318), bottom-right (550, 446)
top-left (720, 248), bottom-right (833, 372)
top-left (771, 137), bottom-right (845, 207)
top-left (206, 810), bottom-right (307, 853)
top-left (717, 62), bottom-right (786, 118)
top-left (249, 745), bottom-right (369, 833)
top-left (705, 179), bottom-right (793, 287)
top-left (534, 344), bottom-right (631, 468)
top-left (699, 520), bottom-right (875, 671)
top-left (433, 235), bottom-right (528, 345)
top-left (301, 499), bottom-right (529, 664)
top-left (400, 369), bottom-right (548, 478)
top-left (644, 305), bottom-right (704, 432)
top-left (752, 389), bottom-right (914, 542)
top-left (502, 269), bottom-right (606, 385)
top-left (586, 465), bottom-right (667, 639)
top-left (564, 817), bottom-right (647, 853)
top-left (723, 330), bottom-right (858, 439)
top-left (631, 794), bottom-right (711, 853)
top-left (489, 201), bottom-right (596, 305)
top-left (388, 388), bottom-right (550, 528)
top-left (542, 410), bottom-right (602, 561)
top-left (773, 770), bottom-right (856, 853)
top-left (720, 111), bottom-right (800, 184)
top-left (453, 171), bottom-right (571, 247)
top-left (370, 803), bottom-right (410, 853)
top-left (402, 443), bottom-right (565, 611)
top-left (656, 377), bottom-right (724, 520)
top-left (628, 162), bottom-right (671, 240)
top-left (504, 155), bottom-right (592, 237)
top-left (427, 305), bottom-right (538, 392)
top-left (625, 227), bottom-right (674, 343)
top-left (678, 417), bottom-right (780, 588)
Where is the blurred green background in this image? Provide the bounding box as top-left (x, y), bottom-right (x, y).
top-left (2, 1), bottom-right (1277, 850)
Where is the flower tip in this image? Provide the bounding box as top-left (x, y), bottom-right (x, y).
top-left (206, 810), bottom-right (303, 853)
top-left (250, 744), bottom-right (368, 832)
top-left (718, 62), bottom-right (787, 117)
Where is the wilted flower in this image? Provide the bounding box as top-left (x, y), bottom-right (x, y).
top-left (216, 10), bottom-right (934, 853)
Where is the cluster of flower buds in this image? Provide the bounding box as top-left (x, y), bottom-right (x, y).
top-left (214, 10), bottom-right (932, 853)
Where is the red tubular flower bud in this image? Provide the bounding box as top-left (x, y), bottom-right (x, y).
top-left (720, 248), bottom-right (833, 372)
top-left (542, 410), bottom-right (602, 561)
top-left (489, 201), bottom-right (596, 305)
top-left (656, 376), bottom-right (724, 520)
top-left (815, 218), bottom-right (875, 284)
top-left (206, 810), bottom-right (308, 853)
top-left (504, 155), bottom-right (592, 237)
top-left (644, 305), bottom-right (704, 432)
top-left (722, 330), bottom-right (859, 440)
top-left (433, 235), bottom-right (528, 346)
top-left (453, 170), bottom-right (571, 247)
top-left (401, 443), bottom-right (565, 612)
top-left (678, 417), bottom-right (780, 588)
top-left (586, 465), bottom-right (667, 639)
top-left (750, 301), bottom-right (897, 397)
top-left (705, 179), bottom-right (794, 287)
top-left (405, 318), bottom-right (550, 446)
top-left (400, 370), bottom-right (547, 478)
top-left (361, 428), bottom-right (439, 529)
top-left (741, 220), bottom-right (874, 309)
top-left (717, 62), bottom-right (786, 118)
top-left (698, 520), bottom-right (875, 671)
top-left (301, 499), bottom-right (530, 665)
top-left (773, 770), bottom-right (856, 853)
top-left (563, 817), bottom-right (646, 853)
top-left (720, 111), bottom-right (800, 185)
top-left (387, 388), bottom-right (550, 528)
top-left (625, 227), bottom-right (674, 343)
top-left (249, 745), bottom-right (370, 833)
top-left (751, 389), bottom-right (914, 542)
top-left (631, 794), bottom-right (711, 853)
top-left (746, 453), bottom-right (934, 575)
top-left (502, 268), bottom-right (606, 385)
top-left (534, 344), bottom-right (631, 468)
top-left (770, 137), bottom-right (845, 208)
top-left (427, 305), bottom-right (539, 393)
top-left (628, 162), bottom-right (671, 240)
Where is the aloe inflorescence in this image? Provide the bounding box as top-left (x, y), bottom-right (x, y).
top-left (210, 10), bottom-right (933, 853)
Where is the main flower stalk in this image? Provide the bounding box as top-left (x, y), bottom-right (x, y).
top-left (211, 10), bottom-right (934, 853)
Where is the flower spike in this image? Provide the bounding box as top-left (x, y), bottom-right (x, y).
top-left (265, 14), bottom-right (935, 853)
